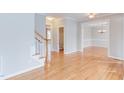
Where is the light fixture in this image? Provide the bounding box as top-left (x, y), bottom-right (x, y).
top-left (98, 30), bottom-right (102, 33)
top-left (97, 23), bottom-right (107, 33)
top-left (98, 30), bottom-right (107, 33)
top-left (46, 16), bottom-right (54, 21)
top-left (88, 13), bottom-right (96, 19)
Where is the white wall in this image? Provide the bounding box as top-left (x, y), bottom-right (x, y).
top-left (47, 18), bottom-right (64, 52)
top-left (46, 19), bottom-right (53, 61)
top-left (109, 14), bottom-right (124, 60)
top-left (77, 22), bottom-right (82, 51)
top-left (81, 24), bottom-right (84, 51)
top-left (64, 18), bottom-right (78, 54)
top-left (0, 13), bottom-right (42, 78)
top-left (83, 23), bottom-right (92, 48)
top-left (46, 17), bottom-right (82, 53)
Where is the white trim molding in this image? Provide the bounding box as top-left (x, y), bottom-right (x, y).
top-left (108, 56), bottom-right (124, 61)
top-left (0, 63), bottom-right (44, 80)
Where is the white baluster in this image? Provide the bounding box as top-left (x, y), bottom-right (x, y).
top-left (35, 39), bottom-right (38, 55)
top-left (38, 40), bottom-right (40, 55)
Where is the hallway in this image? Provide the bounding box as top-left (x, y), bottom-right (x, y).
top-left (8, 47), bottom-right (124, 80)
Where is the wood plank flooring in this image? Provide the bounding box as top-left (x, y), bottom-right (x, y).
top-left (8, 47), bottom-right (124, 80)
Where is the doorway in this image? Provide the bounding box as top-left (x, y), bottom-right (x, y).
top-left (82, 21), bottom-right (109, 57)
top-left (59, 27), bottom-right (64, 51)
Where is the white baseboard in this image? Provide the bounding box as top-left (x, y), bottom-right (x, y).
top-left (77, 49), bottom-right (83, 52)
top-left (51, 50), bottom-right (59, 52)
top-left (64, 50), bottom-right (78, 54)
top-left (83, 46), bottom-right (107, 49)
top-left (108, 56), bottom-right (124, 61)
top-left (0, 63), bottom-right (44, 80)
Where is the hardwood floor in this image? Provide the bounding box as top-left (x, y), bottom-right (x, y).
top-left (8, 47), bottom-right (124, 80)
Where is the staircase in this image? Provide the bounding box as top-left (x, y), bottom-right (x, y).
top-left (32, 31), bottom-right (48, 64)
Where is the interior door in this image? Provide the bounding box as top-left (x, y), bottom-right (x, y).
top-left (59, 27), bottom-right (64, 51)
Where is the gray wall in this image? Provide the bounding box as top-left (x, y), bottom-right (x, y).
top-left (0, 13), bottom-right (41, 77)
top-left (109, 14), bottom-right (124, 59)
top-left (35, 14), bottom-right (46, 36)
top-left (77, 22), bottom-right (82, 51)
top-left (83, 23), bottom-right (92, 47)
top-left (64, 18), bottom-right (78, 54)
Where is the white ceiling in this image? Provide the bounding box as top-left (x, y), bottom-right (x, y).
top-left (44, 13), bottom-right (114, 22)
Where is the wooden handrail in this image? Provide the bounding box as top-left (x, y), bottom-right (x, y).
top-left (35, 31), bottom-right (47, 41)
top-left (34, 31), bottom-right (49, 63)
top-left (35, 37), bottom-right (44, 44)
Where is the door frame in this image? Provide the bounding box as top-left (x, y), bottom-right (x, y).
top-left (58, 27), bottom-right (64, 51)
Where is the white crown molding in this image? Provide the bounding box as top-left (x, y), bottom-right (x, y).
top-left (64, 17), bottom-right (78, 21)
